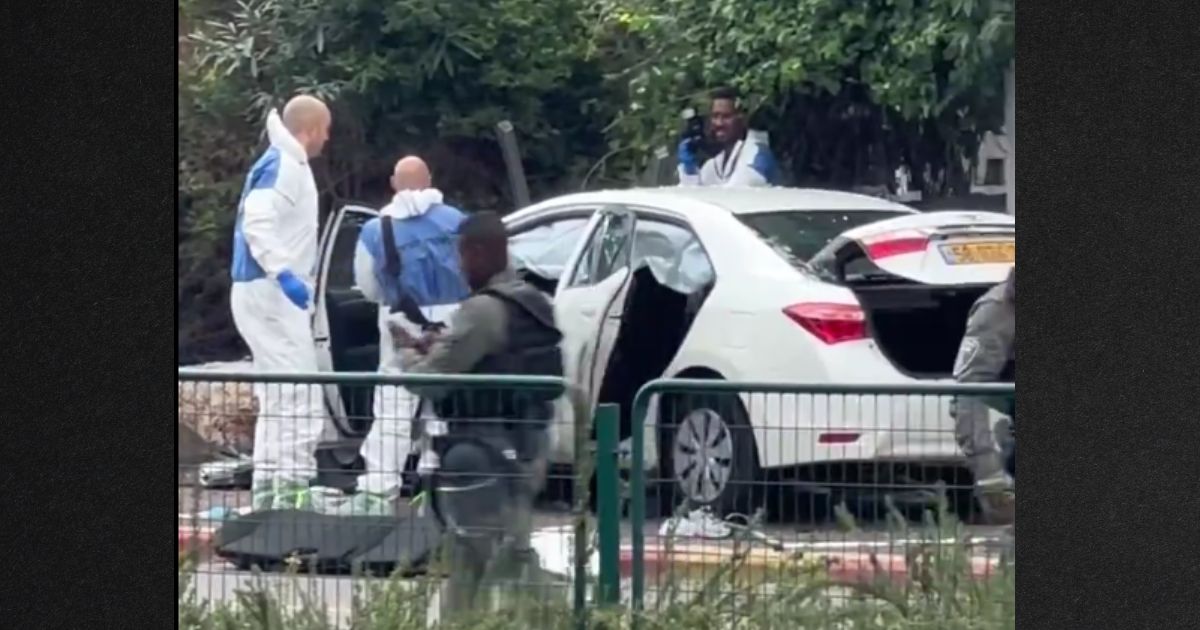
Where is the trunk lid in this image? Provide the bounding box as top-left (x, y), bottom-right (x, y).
top-left (809, 211), bottom-right (1014, 286)
top-left (808, 210), bottom-right (1014, 379)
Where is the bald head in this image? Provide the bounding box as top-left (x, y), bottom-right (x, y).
top-left (281, 95), bottom-right (331, 158)
top-left (391, 156), bottom-right (432, 192)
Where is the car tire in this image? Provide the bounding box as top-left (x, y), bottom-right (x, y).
top-left (657, 391), bottom-right (761, 518)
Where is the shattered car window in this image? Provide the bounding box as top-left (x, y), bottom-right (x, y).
top-left (569, 212), bottom-right (634, 287)
top-left (632, 221), bottom-right (714, 294)
top-left (509, 218), bottom-right (589, 280)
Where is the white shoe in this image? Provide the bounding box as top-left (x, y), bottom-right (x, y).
top-left (658, 507), bottom-right (731, 539)
top-left (976, 471), bottom-right (1015, 492)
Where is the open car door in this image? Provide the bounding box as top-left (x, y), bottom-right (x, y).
top-left (313, 204), bottom-right (381, 440)
top-left (553, 207), bottom-right (637, 415)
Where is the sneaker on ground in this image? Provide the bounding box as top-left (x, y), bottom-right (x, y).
top-left (658, 507), bottom-right (731, 539)
top-left (976, 470), bottom-right (1015, 492)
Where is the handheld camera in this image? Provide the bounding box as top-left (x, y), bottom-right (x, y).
top-left (679, 107), bottom-right (710, 158)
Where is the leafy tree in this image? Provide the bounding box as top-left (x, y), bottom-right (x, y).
top-left (177, 0), bottom-right (1013, 362)
top-left (591, 0), bottom-right (1014, 193)
top-left (178, 0), bottom-right (617, 361)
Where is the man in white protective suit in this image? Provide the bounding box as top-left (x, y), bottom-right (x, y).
top-left (320, 156), bottom-right (469, 516)
top-left (228, 94), bottom-right (333, 511)
top-left (676, 86), bottom-right (780, 187)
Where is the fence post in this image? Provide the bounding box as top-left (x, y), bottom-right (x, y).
top-left (629, 390), bottom-right (652, 617)
top-left (571, 387), bottom-right (590, 630)
top-left (595, 403), bottom-right (621, 606)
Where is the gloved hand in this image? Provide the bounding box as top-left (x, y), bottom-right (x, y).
top-left (276, 269), bottom-right (311, 310)
top-left (677, 138), bottom-right (699, 175)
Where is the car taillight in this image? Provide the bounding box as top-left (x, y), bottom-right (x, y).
top-left (782, 303), bottom-right (867, 344)
top-left (861, 230), bottom-right (930, 260)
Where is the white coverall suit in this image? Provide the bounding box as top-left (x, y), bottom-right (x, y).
top-left (352, 189), bottom-right (465, 499)
top-left (228, 110), bottom-right (329, 510)
top-left (678, 132), bottom-right (779, 187)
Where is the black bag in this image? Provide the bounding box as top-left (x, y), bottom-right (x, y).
top-left (213, 506), bottom-right (442, 575)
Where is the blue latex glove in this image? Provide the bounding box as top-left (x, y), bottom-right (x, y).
top-left (677, 139), bottom-right (699, 175)
top-left (276, 269), bottom-right (311, 309)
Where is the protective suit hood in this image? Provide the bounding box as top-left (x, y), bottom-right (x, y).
top-left (265, 110), bottom-right (309, 165)
top-left (381, 188), bottom-right (445, 220)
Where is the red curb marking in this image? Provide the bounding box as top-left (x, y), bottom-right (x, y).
top-left (618, 547), bottom-right (1001, 584)
top-left (178, 525), bottom-right (216, 560)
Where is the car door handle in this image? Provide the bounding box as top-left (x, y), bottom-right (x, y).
top-left (580, 308), bottom-right (597, 317)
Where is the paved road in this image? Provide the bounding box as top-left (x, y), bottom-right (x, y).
top-left (179, 484), bottom-right (1006, 545)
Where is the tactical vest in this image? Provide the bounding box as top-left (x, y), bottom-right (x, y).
top-left (433, 281), bottom-right (565, 428)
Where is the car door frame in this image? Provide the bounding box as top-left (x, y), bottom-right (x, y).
top-left (553, 205), bottom-right (640, 412)
top-left (313, 203), bottom-right (379, 435)
top-left (588, 205), bottom-right (716, 402)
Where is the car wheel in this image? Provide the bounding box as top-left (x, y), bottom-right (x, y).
top-left (658, 392), bottom-right (760, 517)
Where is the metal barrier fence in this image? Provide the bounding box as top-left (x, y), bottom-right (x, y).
top-left (178, 369), bottom-right (599, 628)
top-left (627, 379), bottom-right (1017, 619)
top-left (179, 369), bottom-right (1015, 628)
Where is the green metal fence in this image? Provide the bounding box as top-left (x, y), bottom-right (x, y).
top-left (177, 368), bottom-right (609, 627)
top-left (178, 369), bottom-right (1015, 627)
top-left (627, 378), bottom-right (1017, 613)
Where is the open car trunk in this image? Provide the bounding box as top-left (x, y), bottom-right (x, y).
top-left (596, 264), bottom-right (712, 439)
top-left (809, 211), bottom-right (1015, 379)
top-left (852, 280), bottom-right (989, 378)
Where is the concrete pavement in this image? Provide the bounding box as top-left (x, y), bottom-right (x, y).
top-left (179, 487), bottom-right (1010, 585)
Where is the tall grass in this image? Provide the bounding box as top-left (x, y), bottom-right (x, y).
top-left (179, 499), bottom-right (1014, 630)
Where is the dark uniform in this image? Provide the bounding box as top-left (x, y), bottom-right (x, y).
top-left (951, 268), bottom-right (1015, 524)
top-left (395, 267), bottom-right (564, 617)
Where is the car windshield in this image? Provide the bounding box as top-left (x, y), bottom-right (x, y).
top-left (738, 210), bottom-right (910, 265)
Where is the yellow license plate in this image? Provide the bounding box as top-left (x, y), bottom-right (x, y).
top-left (939, 241), bottom-right (1015, 265)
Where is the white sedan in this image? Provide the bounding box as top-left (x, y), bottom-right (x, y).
top-left (312, 187), bottom-right (1014, 511)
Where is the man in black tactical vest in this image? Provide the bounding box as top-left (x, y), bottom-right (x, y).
top-left (388, 211), bottom-right (565, 618)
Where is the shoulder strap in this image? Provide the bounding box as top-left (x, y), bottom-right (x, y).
top-left (381, 216), bottom-right (401, 278)
top-left (380, 215), bottom-right (437, 329)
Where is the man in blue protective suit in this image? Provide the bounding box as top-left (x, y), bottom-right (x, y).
top-left (229, 94), bottom-right (333, 511)
top-left (324, 156), bottom-right (470, 516)
top-left (677, 86), bottom-right (781, 187)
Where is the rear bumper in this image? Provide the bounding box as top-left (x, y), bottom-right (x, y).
top-left (736, 353), bottom-right (973, 469)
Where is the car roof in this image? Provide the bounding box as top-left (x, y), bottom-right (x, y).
top-left (516, 186), bottom-right (917, 220)
top-left (649, 187), bottom-right (917, 214)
